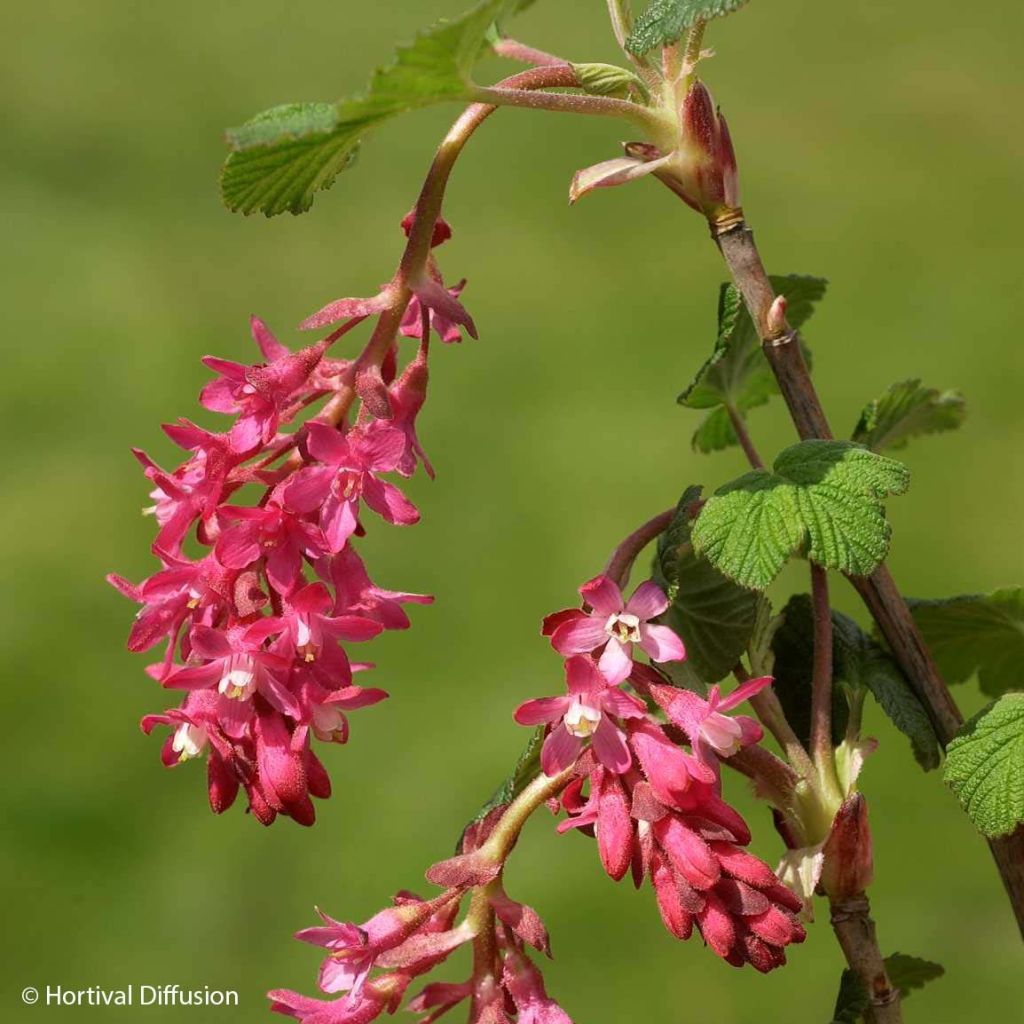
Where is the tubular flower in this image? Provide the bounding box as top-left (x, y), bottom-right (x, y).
top-left (514, 655), bottom-right (646, 775)
top-left (109, 216), bottom-right (471, 825)
top-left (544, 575), bottom-right (686, 683)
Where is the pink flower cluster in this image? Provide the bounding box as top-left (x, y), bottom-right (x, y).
top-left (109, 215), bottom-right (471, 825)
top-left (270, 815), bottom-right (570, 1024)
top-left (515, 576), bottom-right (805, 971)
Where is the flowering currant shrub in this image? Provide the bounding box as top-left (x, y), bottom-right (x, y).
top-left (110, 2), bottom-right (1024, 1022)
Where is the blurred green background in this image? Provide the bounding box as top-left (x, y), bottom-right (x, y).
top-left (2, 1), bottom-right (1022, 1021)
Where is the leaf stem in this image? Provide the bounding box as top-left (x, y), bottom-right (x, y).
top-left (472, 84), bottom-right (660, 131)
top-left (491, 38), bottom-right (567, 67)
top-left (736, 665), bottom-right (816, 782)
top-left (603, 507), bottom-right (676, 590)
top-left (680, 21), bottom-right (706, 81)
top-left (809, 564), bottom-right (842, 801)
top-left (829, 894), bottom-right (902, 1024)
top-left (724, 401), bottom-right (764, 469)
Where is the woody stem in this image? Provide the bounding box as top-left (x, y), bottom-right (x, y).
top-left (704, 215), bottom-right (1024, 937)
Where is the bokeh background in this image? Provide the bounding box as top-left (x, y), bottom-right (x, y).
top-left (3, 1), bottom-right (1022, 1021)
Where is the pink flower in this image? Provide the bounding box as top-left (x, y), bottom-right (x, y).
top-left (318, 548), bottom-right (432, 632)
top-left (555, 756), bottom-right (805, 970)
top-left (502, 951), bottom-right (572, 1024)
top-left (285, 421), bottom-right (419, 552)
top-left (647, 675), bottom-right (771, 765)
top-left (215, 499), bottom-right (328, 595)
top-left (201, 317), bottom-right (328, 452)
top-left (294, 892), bottom-right (466, 1000)
top-left (514, 655), bottom-right (645, 775)
top-left (400, 279), bottom-right (471, 345)
top-left (387, 336), bottom-right (434, 478)
top-left (544, 575), bottom-right (685, 683)
top-left (163, 621), bottom-right (297, 720)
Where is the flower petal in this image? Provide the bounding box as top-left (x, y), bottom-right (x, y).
top-left (578, 575), bottom-right (623, 616)
top-left (638, 623), bottom-right (686, 663)
top-left (625, 580), bottom-right (670, 620)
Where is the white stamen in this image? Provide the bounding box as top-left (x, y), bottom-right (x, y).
top-left (172, 722), bottom-right (209, 760)
top-left (218, 653), bottom-right (257, 701)
top-left (312, 705), bottom-right (346, 742)
top-left (605, 612), bottom-right (642, 644)
top-left (564, 698), bottom-right (602, 738)
top-left (700, 713), bottom-right (744, 756)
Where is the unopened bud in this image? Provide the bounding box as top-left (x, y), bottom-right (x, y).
top-left (678, 80), bottom-right (742, 219)
top-left (401, 210), bottom-right (451, 249)
top-left (820, 793), bottom-right (874, 900)
top-left (766, 295), bottom-right (788, 337)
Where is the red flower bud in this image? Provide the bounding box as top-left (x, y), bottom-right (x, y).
top-left (820, 793), bottom-right (874, 900)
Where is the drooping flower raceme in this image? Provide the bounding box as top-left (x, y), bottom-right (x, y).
top-left (270, 819), bottom-right (572, 1024)
top-left (110, 215), bottom-right (466, 826)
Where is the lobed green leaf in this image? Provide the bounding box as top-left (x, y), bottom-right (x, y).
top-left (221, 0), bottom-right (516, 216)
top-left (652, 487), bottom-right (760, 683)
top-left (907, 588), bottom-right (1024, 697)
top-left (626, 0), bottom-right (752, 55)
top-left (692, 440), bottom-right (909, 590)
top-left (944, 693), bottom-right (1024, 838)
top-left (852, 378), bottom-right (965, 453)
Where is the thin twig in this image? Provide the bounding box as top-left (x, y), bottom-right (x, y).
top-left (724, 401), bottom-right (765, 469)
top-left (830, 894), bottom-right (902, 1024)
top-left (603, 507), bottom-right (675, 589)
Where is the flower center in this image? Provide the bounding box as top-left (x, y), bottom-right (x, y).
top-left (699, 713), bottom-right (744, 757)
top-left (218, 653), bottom-right (257, 701)
top-left (172, 722), bottom-right (208, 760)
top-left (312, 705), bottom-right (346, 742)
top-left (605, 612), bottom-right (641, 644)
top-left (564, 697), bottom-right (602, 738)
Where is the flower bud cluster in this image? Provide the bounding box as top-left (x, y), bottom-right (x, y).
top-left (515, 575), bottom-right (805, 971)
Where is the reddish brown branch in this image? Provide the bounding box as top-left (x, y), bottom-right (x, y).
top-left (830, 894), bottom-right (902, 1024)
top-left (707, 215), bottom-right (1024, 938)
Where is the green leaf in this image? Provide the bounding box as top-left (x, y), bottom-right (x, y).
top-left (832, 953), bottom-right (944, 1023)
top-left (692, 440), bottom-right (909, 590)
top-left (852, 379), bottom-right (966, 452)
top-left (571, 62), bottom-right (646, 100)
top-left (652, 487), bottom-right (760, 683)
top-left (221, 0), bottom-right (512, 216)
top-left (944, 694), bottom-right (1024, 838)
top-left (626, 0), bottom-right (751, 55)
top-left (907, 588), bottom-right (1024, 697)
top-left (770, 595), bottom-right (939, 768)
top-left (680, 275), bottom-right (826, 455)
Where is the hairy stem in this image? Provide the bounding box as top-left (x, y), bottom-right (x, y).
top-left (492, 38), bottom-right (567, 67)
top-left (472, 84), bottom-right (659, 131)
top-left (480, 768), bottom-right (576, 865)
top-left (603, 507), bottom-right (675, 589)
top-left (737, 665), bottom-right (817, 782)
top-left (705, 215), bottom-right (1024, 936)
top-left (725, 744), bottom-right (800, 809)
top-left (830, 894), bottom-right (902, 1024)
top-left (680, 21), bottom-right (706, 81)
top-left (466, 886), bottom-right (499, 1018)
